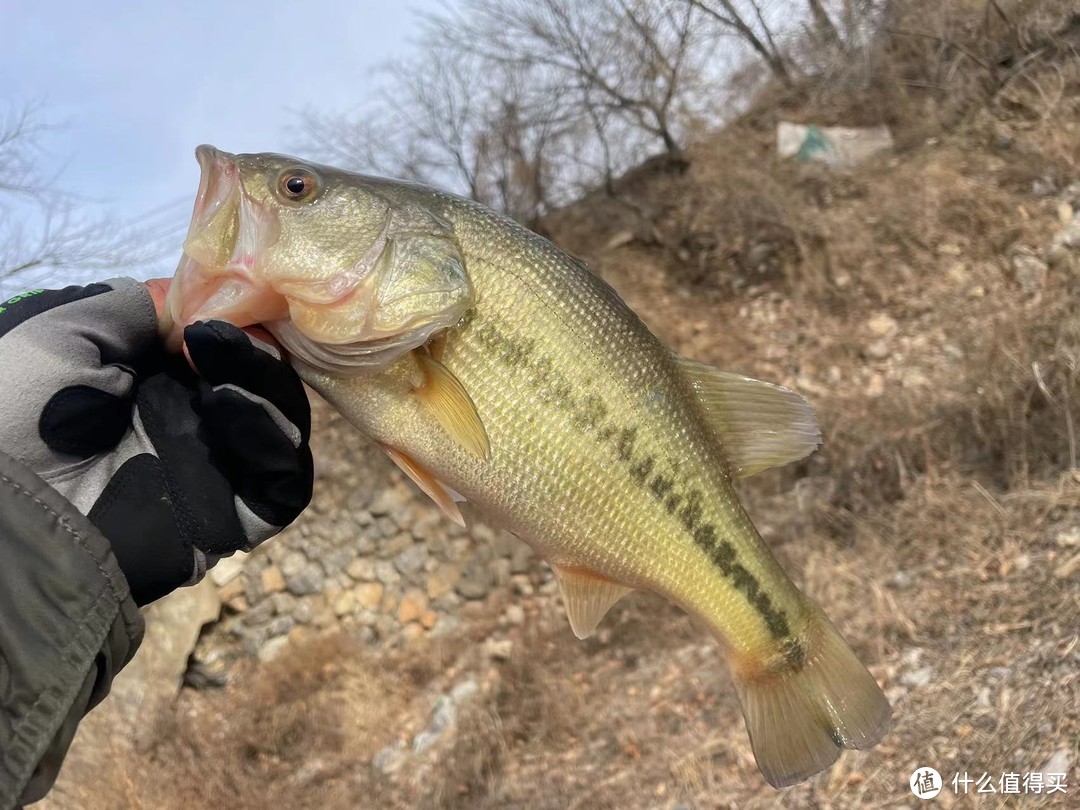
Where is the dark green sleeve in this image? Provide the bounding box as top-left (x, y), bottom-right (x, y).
top-left (0, 450), bottom-right (143, 808)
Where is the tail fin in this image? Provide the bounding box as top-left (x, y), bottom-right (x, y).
top-left (731, 609), bottom-right (891, 788)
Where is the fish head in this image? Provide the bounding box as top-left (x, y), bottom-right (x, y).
top-left (165, 146), bottom-right (473, 371)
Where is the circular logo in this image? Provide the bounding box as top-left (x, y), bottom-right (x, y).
top-left (910, 767), bottom-right (943, 799)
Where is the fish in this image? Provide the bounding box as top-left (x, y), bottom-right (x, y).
top-left (163, 145), bottom-right (891, 788)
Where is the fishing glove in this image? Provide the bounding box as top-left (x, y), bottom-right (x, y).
top-left (0, 278), bottom-right (314, 605)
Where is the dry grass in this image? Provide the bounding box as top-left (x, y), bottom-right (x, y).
top-left (69, 3), bottom-right (1080, 808)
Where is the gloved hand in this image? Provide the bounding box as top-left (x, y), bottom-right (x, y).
top-left (0, 277), bottom-right (314, 605)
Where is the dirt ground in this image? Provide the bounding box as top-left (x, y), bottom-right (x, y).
top-left (71, 5), bottom-right (1079, 809)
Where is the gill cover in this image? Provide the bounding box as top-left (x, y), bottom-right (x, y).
top-left (269, 198), bottom-right (474, 375)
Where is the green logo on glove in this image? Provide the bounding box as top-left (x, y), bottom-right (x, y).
top-left (0, 289), bottom-right (46, 315)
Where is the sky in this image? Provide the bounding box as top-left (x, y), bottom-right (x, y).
top-left (2, 0), bottom-right (444, 287)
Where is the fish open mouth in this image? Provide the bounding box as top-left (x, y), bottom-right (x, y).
top-left (161, 145), bottom-right (287, 350)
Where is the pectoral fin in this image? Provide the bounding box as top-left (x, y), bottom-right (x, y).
top-left (552, 565), bottom-right (632, 639)
top-left (414, 351), bottom-right (491, 461)
top-left (677, 356), bottom-right (821, 477)
top-left (381, 445), bottom-right (466, 528)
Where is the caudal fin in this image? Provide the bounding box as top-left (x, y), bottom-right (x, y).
top-left (731, 610), bottom-right (891, 788)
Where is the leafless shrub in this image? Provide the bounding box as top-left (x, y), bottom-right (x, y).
top-left (0, 103), bottom-right (183, 293)
top-left (306, 0), bottom-right (723, 221)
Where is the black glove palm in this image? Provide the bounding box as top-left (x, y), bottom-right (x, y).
top-left (0, 279), bottom-right (313, 605)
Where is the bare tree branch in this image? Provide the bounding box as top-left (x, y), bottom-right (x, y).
top-left (0, 103), bottom-right (183, 288)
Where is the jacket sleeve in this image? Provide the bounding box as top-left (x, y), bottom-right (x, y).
top-left (0, 451), bottom-right (144, 808)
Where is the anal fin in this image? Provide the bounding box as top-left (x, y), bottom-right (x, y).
top-left (381, 445), bottom-right (466, 528)
top-left (552, 565), bottom-right (632, 639)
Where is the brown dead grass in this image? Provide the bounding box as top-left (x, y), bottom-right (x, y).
top-left (75, 3), bottom-right (1080, 808)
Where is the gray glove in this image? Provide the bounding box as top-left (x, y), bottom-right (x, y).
top-left (0, 278), bottom-right (314, 604)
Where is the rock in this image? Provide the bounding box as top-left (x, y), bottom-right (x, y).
top-left (320, 548), bottom-right (353, 576)
top-left (1010, 247), bottom-right (1048, 293)
top-left (901, 666), bottom-right (933, 689)
top-left (888, 571), bottom-right (915, 590)
top-left (281, 550), bottom-right (307, 579)
top-left (509, 543), bottom-right (534, 574)
top-left (398, 589), bottom-right (429, 624)
top-left (866, 373), bottom-right (886, 397)
top-left (210, 552), bottom-right (249, 586)
top-left (1032, 176), bottom-right (1057, 197)
top-left (505, 604), bottom-right (525, 625)
top-left (412, 512), bottom-right (443, 541)
top-left (355, 531), bottom-right (375, 556)
top-left (420, 610), bottom-right (439, 630)
top-left (867, 313), bottom-right (898, 338)
top-left (1056, 527), bottom-right (1080, 547)
top-left (270, 591), bottom-right (297, 615)
top-left (381, 532), bottom-right (413, 557)
top-left (347, 558), bottom-right (376, 581)
top-left (484, 637), bottom-right (514, 661)
top-left (457, 558), bottom-right (494, 600)
top-left (266, 616), bottom-right (294, 637)
top-left (369, 487), bottom-right (402, 516)
top-left (183, 656), bottom-right (230, 690)
top-left (292, 597), bottom-right (317, 625)
top-left (286, 562), bottom-right (326, 596)
top-left (450, 680), bottom-right (480, 703)
top-left (356, 582), bottom-right (385, 610)
top-left (258, 636), bottom-right (289, 663)
top-left (243, 598), bottom-right (275, 626)
top-left (413, 698), bottom-right (457, 754)
top-left (865, 339), bottom-right (891, 360)
top-left (334, 590), bottom-right (357, 617)
top-left (261, 566), bottom-right (286, 594)
top-left (373, 741), bottom-right (408, 774)
top-left (218, 576), bottom-right (246, 608)
top-left (427, 563), bottom-right (461, 599)
top-left (900, 647), bottom-right (924, 667)
top-left (395, 543), bottom-right (428, 576)
top-left (1037, 748), bottom-right (1072, 780)
top-left (375, 560), bottom-right (402, 586)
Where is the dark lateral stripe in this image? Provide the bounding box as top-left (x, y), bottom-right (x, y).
top-left (472, 318), bottom-right (792, 639)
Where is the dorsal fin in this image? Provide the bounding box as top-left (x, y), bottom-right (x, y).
top-left (552, 565), bottom-right (632, 639)
top-left (677, 356), bottom-right (821, 478)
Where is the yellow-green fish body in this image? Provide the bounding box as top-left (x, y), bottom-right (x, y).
top-left (165, 149), bottom-right (891, 787)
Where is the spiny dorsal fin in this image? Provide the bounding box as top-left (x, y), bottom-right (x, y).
top-left (381, 445), bottom-right (467, 528)
top-left (414, 350), bottom-right (491, 461)
top-left (677, 356), bottom-right (821, 478)
top-left (552, 565), bottom-right (632, 639)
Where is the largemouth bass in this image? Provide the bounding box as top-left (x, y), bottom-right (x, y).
top-left (164, 146), bottom-right (890, 787)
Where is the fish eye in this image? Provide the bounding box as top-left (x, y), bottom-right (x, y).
top-left (277, 168), bottom-right (319, 202)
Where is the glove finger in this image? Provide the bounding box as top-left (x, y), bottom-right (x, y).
top-left (39, 382), bottom-right (134, 458)
top-left (134, 369), bottom-right (248, 557)
top-left (197, 382), bottom-right (315, 531)
top-left (87, 452), bottom-right (197, 605)
top-left (183, 320), bottom-right (311, 443)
